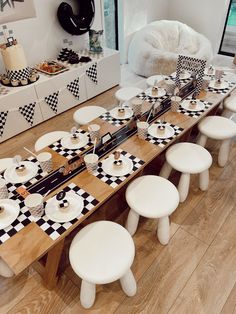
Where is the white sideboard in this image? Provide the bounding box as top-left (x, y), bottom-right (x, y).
top-left (0, 48), bottom-right (120, 143)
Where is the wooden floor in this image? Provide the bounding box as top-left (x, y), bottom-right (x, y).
top-left (1, 87), bottom-right (236, 314)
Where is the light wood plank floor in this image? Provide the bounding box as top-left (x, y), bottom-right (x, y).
top-left (1, 87), bottom-right (236, 314)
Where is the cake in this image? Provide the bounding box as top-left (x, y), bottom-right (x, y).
top-left (157, 125), bottom-right (165, 134)
top-left (15, 164), bottom-right (27, 176)
top-left (152, 87), bottom-right (158, 96)
top-left (118, 108), bottom-right (125, 117)
top-left (189, 100), bottom-right (197, 109)
top-left (71, 134), bottom-right (79, 144)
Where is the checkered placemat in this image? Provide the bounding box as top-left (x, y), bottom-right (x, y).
top-left (146, 121), bottom-right (184, 148)
top-left (49, 129), bottom-right (93, 159)
top-left (207, 81), bottom-right (236, 94)
top-left (99, 111), bottom-right (132, 127)
top-left (178, 98), bottom-right (213, 119)
top-left (93, 150), bottom-right (145, 189)
top-left (166, 75), bottom-right (192, 85)
top-left (1, 156), bottom-right (48, 199)
top-left (0, 183), bottom-right (99, 244)
top-left (137, 92), bottom-right (168, 105)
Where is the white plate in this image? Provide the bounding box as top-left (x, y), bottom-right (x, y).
top-left (4, 161), bottom-right (38, 184)
top-left (0, 199), bottom-right (20, 229)
top-left (171, 71), bottom-right (191, 80)
top-left (145, 87), bottom-right (166, 98)
top-left (148, 124), bottom-right (175, 139)
top-left (45, 191), bottom-right (84, 223)
top-left (102, 155), bottom-right (133, 177)
top-left (109, 107), bottom-right (133, 120)
top-left (209, 80), bottom-right (229, 90)
top-left (181, 99), bottom-right (205, 112)
top-left (147, 75), bottom-right (168, 86)
top-left (61, 133), bottom-right (89, 150)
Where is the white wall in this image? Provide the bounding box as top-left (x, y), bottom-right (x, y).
top-left (0, 0), bottom-right (103, 72)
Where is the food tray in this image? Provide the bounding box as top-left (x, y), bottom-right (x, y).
top-left (35, 61), bottom-right (69, 76)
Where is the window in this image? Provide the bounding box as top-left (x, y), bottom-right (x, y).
top-left (104, 0), bottom-right (118, 50)
top-left (219, 0), bottom-right (236, 56)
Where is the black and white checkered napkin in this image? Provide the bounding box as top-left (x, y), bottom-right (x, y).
top-left (137, 92), bottom-right (168, 105)
top-left (67, 78), bottom-right (80, 99)
top-left (86, 63), bottom-right (98, 84)
top-left (44, 91), bottom-right (60, 114)
top-left (93, 150), bottom-right (145, 189)
top-left (49, 129), bottom-right (93, 159)
top-left (99, 111), bottom-right (132, 127)
top-left (178, 97), bottom-right (213, 119)
top-left (207, 81), bottom-right (236, 94)
top-left (145, 121), bottom-right (184, 148)
top-left (19, 102), bottom-right (36, 126)
top-left (0, 111), bottom-right (8, 137)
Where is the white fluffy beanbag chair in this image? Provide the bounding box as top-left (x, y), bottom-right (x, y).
top-left (128, 20), bottom-right (213, 77)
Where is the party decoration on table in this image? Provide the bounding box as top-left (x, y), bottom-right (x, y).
top-left (136, 92), bottom-right (168, 105)
top-left (18, 102), bottom-right (36, 126)
top-left (178, 97), bottom-right (213, 119)
top-left (0, 110), bottom-right (8, 137)
top-left (57, 47), bottom-right (76, 62)
top-left (89, 29), bottom-right (103, 54)
top-left (44, 91), bottom-right (60, 114)
top-left (86, 62), bottom-right (98, 84)
top-left (57, 0), bottom-right (95, 35)
top-left (67, 77), bottom-right (80, 99)
top-left (207, 81), bottom-right (236, 95)
top-left (99, 111), bottom-right (132, 127)
top-left (175, 55), bottom-right (206, 96)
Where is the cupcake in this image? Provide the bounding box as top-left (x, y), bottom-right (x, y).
top-left (11, 79), bottom-right (19, 86)
top-left (29, 74), bottom-right (37, 82)
top-left (152, 86), bottom-right (158, 96)
top-left (58, 199), bottom-right (70, 212)
top-left (189, 100), bottom-right (197, 109)
top-left (21, 78), bottom-right (28, 85)
top-left (157, 125), bottom-right (166, 135)
top-left (208, 66), bottom-right (214, 74)
top-left (15, 164), bottom-right (26, 176)
top-left (71, 133), bottom-right (79, 144)
top-left (118, 108), bottom-right (125, 117)
top-left (2, 76), bottom-right (10, 85)
top-left (215, 79), bottom-right (221, 87)
top-left (113, 159), bottom-right (123, 168)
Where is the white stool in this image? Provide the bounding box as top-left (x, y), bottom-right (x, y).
top-left (160, 143), bottom-right (212, 203)
top-left (0, 258), bottom-right (14, 278)
top-left (146, 75), bottom-right (167, 87)
top-left (34, 131), bottom-right (69, 152)
top-left (69, 221), bottom-right (137, 309)
top-left (0, 158), bottom-right (14, 173)
top-left (73, 105), bottom-right (106, 126)
top-left (223, 95), bottom-right (236, 118)
top-left (125, 175), bottom-right (179, 245)
top-left (197, 116), bottom-right (236, 167)
top-left (115, 87), bottom-right (142, 105)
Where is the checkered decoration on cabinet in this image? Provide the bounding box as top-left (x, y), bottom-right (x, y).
top-left (146, 121), bottom-right (184, 148)
top-left (49, 129), bottom-right (93, 159)
top-left (86, 63), bottom-right (98, 84)
top-left (178, 97), bottom-right (213, 119)
top-left (99, 111), bottom-right (132, 127)
top-left (93, 150), bottom-right (145, 189)
top-left (207, 81), bottom-right (236, 94)
top-left (0, 111), bottom-right (8, 137)
top-left (6, 67), bottom-right (30, 81)
top-left (36, 183), bottom-right (99, 240)
top-left (44, 91), bottom-right (60, 114)
top-left (19, 102), bottom-right (36, 126)
top-left (136, 92), bottom-right (168, 105)
top-left (67, 78), bottom-right (80, 99)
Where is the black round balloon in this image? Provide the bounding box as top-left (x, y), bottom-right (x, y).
top-left (57, 0), bottom-right (95, 35)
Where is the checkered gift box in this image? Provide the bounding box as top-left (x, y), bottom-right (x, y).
top-left (137, 92), bottom-right (168, 105)
top-left (178, 97), bottom-right (213, 119)
top-left (99, 111), bottom-right (132, 127)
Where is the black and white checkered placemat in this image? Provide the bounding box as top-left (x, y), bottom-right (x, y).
top-left (137, 92), bottom-right (168, 105)
top-left (178, 98), bottom-right (213, 119)
top-left (146, 121), bottom-right (184, 148)
top-left (207, 81), bottom-right (236, 94)
top-left (167, 75), bottom-right (192, 85)
top-left (99, 111), bottom-right (132, 127)
top-left (49, 129), bottom-right (93, 159)
top-left (93, 150), bottom-right (145, 189)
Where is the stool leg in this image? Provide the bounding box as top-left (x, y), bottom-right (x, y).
top-left (218, 139), bottom-right (231, 167)
top-left (157, 216), bottom-right (170, 245)
top-left (120, 269), bottom-right (137, 297)
top-left (126, 209), bottom-right (140, 236)
top-left (197, 134), bottom-right (208, 147)
top-left (159, 162), bottom-right (172, 179)
top-left (222, 109), bottom-right (233, 119)
top-left (80, 280), bottom-right (96, 309)
top-left (199, 169), bottom-right (209, 191)
top-left (178, 173), bottom-right (190, 202)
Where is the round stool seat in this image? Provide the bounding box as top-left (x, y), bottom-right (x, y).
top-left (146, 75), bottom-right (167, 87)
top-left (0, 158), bottom-right (14, 173)
top-left (115, 87), bottom-right (143, 102)
top-left (34, 131), bottom-right (69, 152)
top-left (126, 175), bottom-right (179, 218)
top-left (198, 116), bottom-right (236, 140)
top-left (73, 106), bottom-right (106, 125)
top-left (69, 221), bottom-right (135, 285)
top-left (166, 143), bottom-right (212, 174)
top-left (224, 95), bottom-right (236, 112)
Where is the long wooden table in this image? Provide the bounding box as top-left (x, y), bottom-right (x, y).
top-left (1, 74), bottom-right (235, 289)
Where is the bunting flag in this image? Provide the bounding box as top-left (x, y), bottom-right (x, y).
top-left (0, 111), bottom-right (8, 137)
top-left (44, 91), bottom-right (60, 114)
top-left (19, 102), bottom-right (36, 126)
top-left (86, 63), bottom-right (98, 84)
top-left (67, 78), bottom-right (80, 99)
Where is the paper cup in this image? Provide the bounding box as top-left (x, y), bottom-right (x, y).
top-left (37, 152), bottom-right (53, 173)
top-left (25, 193), bottom-right (44, 217)
top-left (137, 121), bottom-right (149, 139)
top-left (170, 96), bottom-right (181, 112)
top-left (131, 98), bottom-right (142, 116)
top-left (164, 80), bottom-right (176, 95)
top-left (88, 124), bottom-right (101, 141)
top-left (0, 178), bottom-right (8, 199)
top-left (84, 153), bottom-right (99, 173)
top-left (202, 76), bottom-right (211, 90)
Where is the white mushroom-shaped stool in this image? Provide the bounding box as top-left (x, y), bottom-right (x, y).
top-left (146, 75), bottom-right (167, 87)
top-left (222, 95), bottom-right (236, 118)
top-left (0, 158), bottom-right (14, 173)
top-left (125, 175), bottom-right (179, 245)
top-left (0, 258), bottom-right (14, 278)
top-left (115, 87), bottom-right (143, 105)
top-left (73, 105), bottom-right (106, 127)
top-left (35, 131), bottom-right (69, 152)
top-left (197, 116), bottom-right (236, 167)
top-left (160, 143), bottom-right (212, 203)
top-left (69, 221), bottom-right (137, 309)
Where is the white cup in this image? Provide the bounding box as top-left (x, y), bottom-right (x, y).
top-left (84, 153), bottom-right (99, 173)
top-left (0, 178), bottom-right (8, 199)
top-left (170, 96), bottom-right (182, 112)
top-left (137, 121), bottom-right (149, 140)
top-left (131, 98), bottom-right (143, 116)
top-left (88, 124), bottom-right (101, 141)
top-left (37, 152), bottom-right (53, 173)
top-left (164, 80), bottom-right (176, 95)
top-left (25, 193), bottom-right (44, 217)
top-left (202, 76), bottom-right (211, 90)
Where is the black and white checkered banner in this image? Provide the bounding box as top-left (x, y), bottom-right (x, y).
top-left (86, 63), bottom-right (98, 84)
top-left (44, 91), bottom-right (60, 114)
top-left (19, 102), bottom-right (36, 126)
top-left (0, 111), bottom-right (8, 137)
top-left (67, 78), bottom-right (80, 99)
